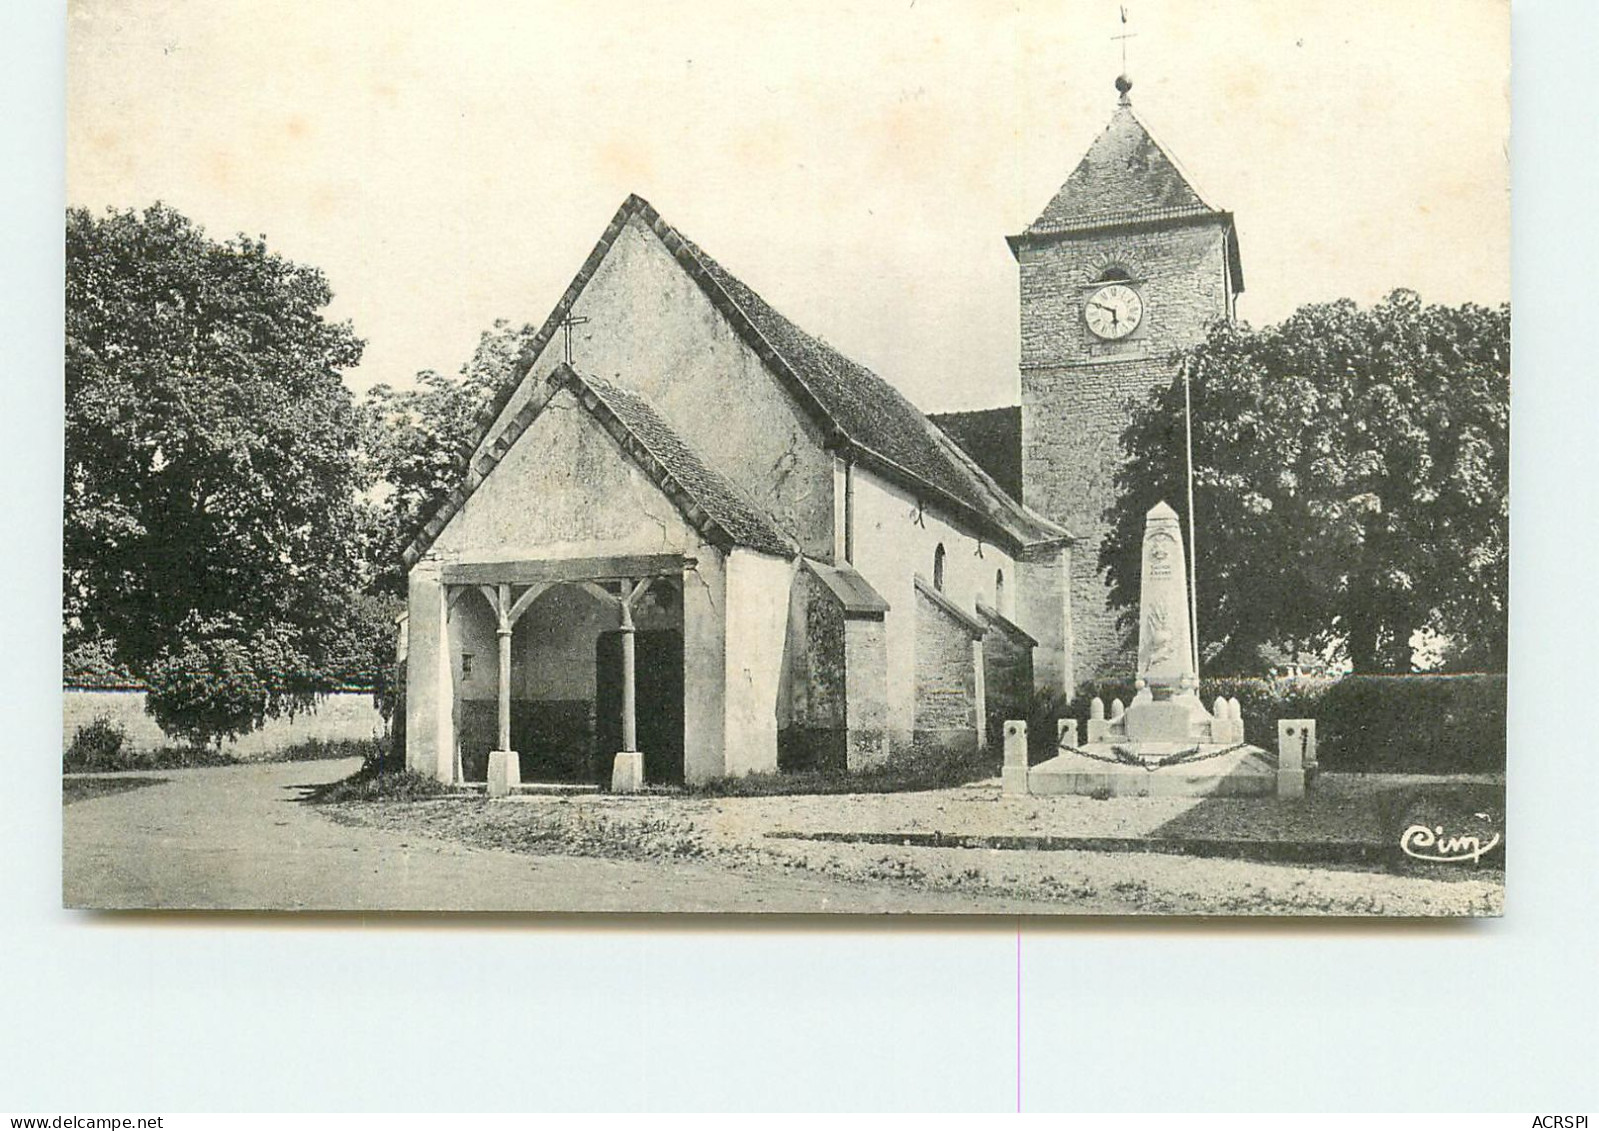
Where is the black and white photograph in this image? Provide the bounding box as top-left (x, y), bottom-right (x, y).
top-left (59, 0), bottom-right (1510, 919)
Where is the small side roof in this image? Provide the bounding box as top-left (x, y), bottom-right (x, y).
top-left (913, 574), bottom-right (987, 639)
top-left (802, 558), bottom-right (890, 619)
top-left (977, 601), bottom-right (1037, 647)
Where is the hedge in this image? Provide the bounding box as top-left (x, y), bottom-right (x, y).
top-left (1315, 674), bottom-right (1505, 774)
top-left (1008, 673), bottom-right (1505, 774)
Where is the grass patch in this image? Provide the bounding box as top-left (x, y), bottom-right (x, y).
top-left (693, 743), bottom-right (999, 798)
top-left (301, 761), bottom-right (461, 805)
top-left (63, 743), bottom-right (238, 774)
top-left (62, 776), bottom-right (165, 804)
top-left (261, 737), bottom-right (384, 764)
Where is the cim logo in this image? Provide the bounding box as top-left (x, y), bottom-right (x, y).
top-left (1530, 1118), bottom-right (1588, 1129)
top-left (1399, 821), bottom-right (1502, 864)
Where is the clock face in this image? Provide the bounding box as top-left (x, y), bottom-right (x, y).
top-left (1084, 283), bottom-right (1144, 340)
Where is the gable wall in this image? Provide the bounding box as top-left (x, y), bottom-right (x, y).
top-left (433, 385), bottom-right (706, 563)
top-left (478, 213), bottom-right (837, 559)
top-left (412, 386), bottom-right (755, 784)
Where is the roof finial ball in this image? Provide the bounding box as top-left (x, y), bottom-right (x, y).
top-left (1115, 74), bottom-right (1133, 103)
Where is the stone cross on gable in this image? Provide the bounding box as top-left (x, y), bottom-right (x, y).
top-left (558, 311), bottom-right (590, 365)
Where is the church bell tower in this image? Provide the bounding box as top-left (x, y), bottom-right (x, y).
top-left (1010, 76), bottom-right (1244, 684)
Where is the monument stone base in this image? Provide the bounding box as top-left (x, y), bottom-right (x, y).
top-left (611, 751), bottom-right (645, 793)
top-left (1026, 742), bottom-right (1276, 798)
top-left (487, 750), bottom-right (521, 798)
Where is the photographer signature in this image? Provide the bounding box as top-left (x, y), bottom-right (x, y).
top-left (1400, 822), bottom-right (1502, 864)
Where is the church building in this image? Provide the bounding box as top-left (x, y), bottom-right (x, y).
top-left (400, 79), bottom-right (1239, 789)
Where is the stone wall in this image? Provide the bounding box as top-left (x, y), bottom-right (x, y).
top-left (1018, 220), bottom-right (1232, 684)
top-left (913, 585), bottom-right (978, 751)
top-left (980, 613), bottom-right (1035, 722)
top-left (62, 689), bottom-right (385, 758)
top-left (779, 568), bottom-right (848, 772)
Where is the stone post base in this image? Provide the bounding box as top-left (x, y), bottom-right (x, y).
top-left (611, 751), bottom-right (645, 793)
top-left (1001, 720), bottom-right (1029, 796)
top-left (1276, 768), bottom-right (1306, 799)
top-left (487, 750), bottom-right (521, 797)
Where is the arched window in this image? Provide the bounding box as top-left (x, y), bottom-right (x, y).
top-left (1098, 265), bottom-right (1132, 282)
top-left (995, 568), bottom-right (1005, 611)
top-left (933, 544), bottom-right (946, 591)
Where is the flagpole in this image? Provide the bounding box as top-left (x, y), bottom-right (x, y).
top-left (1183, 357), bottom-right (1200, 677)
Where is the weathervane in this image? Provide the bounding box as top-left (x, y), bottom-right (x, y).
top-left (1112, 4), bottom-right (1137, 99)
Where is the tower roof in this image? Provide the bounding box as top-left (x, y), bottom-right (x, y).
top-left (1022, 100), bottom-right (1219, 238)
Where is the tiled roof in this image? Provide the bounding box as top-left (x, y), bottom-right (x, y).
top-left (1023, 102), bottom-right (1216, 237)
top-left (1007, 99), bottom-right (1245, 291)
top-left (666, 223), bottom-right (1065, 550)
top-left (928, 406), bottom-right (1023, 502)
top-left (564, 369), bottom-right (794, 557)
top-left (414, 195), bottom-right (1068, 567)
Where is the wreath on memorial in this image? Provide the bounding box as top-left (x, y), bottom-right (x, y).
top-left (1056, 738), bottom-right (1254, 772)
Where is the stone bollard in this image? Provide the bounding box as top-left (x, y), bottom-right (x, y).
top-left (1110, 698), bottom-right (1125, 720)
top-left (487, 750), bottom-right (521, 798)
top-left (1002, 720), bottom-right (1029, 796)
top-left (1276, 721), bottom-right (1308, 799)
top-left (1058, 717), bottom-right (1080, 749)
top-left (1087, 697), bottom-right (1109, 743)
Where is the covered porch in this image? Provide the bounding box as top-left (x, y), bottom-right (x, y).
top-left (425, 553), bottom-right (696, 793)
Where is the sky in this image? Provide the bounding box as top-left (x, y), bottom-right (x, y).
top-left (66, 0), bottom-right (1509, 412)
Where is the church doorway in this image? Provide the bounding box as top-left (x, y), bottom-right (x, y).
top-left (595, 629), bottom-right (685, 786)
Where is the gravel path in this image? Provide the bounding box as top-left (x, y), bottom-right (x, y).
top-left (328, 774), bottom-right (1505, 917)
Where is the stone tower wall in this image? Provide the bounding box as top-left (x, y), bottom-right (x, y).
top-left (1019, 221), bottom-right (1232, 683)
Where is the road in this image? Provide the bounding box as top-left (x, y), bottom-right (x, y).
top-left (62, 758), bottom-right (1070, 914)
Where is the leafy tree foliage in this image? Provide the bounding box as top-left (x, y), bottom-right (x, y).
top-left (65, 203), bottom-right (377, 742)
top-left (360, 318), bottom-right (537, 591)
top-left (1102, 290), bottom-right (1509, 674)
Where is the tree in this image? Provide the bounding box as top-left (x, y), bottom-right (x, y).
top-left (66, 203), bottom-right (372, 740)
top-left (360, 318), bottom-right (537, 591)
top-left (1102, 290), bottom-right (1509, 674)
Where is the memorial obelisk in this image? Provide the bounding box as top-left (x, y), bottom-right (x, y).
top-left (1015, 501), bottom-right (1279, 797)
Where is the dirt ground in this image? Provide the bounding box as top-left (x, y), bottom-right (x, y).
top-left (327, 772), bottom-right (1505, 917)
top-left (60, 759), bottom-right (1097, 913)
top-left (61, 756), bottom-right (1503, 916)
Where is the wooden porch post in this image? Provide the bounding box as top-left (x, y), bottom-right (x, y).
top-left (496, 582), bottom-right (513, 754)
top-left (481, 581), bottom-right (520, 797)
top-left (619, 598), bottom-right (638, 754)
top-left (609, 577), bottom-right (653, 793)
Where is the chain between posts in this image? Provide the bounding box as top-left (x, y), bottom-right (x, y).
top-left (1055, 738), bottom-right (1255, 772)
